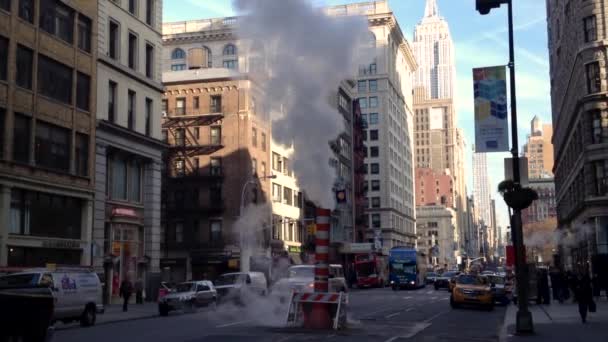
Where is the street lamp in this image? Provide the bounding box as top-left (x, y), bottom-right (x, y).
top-left (476, 0), bottom-right (534, 334)
top-left (239, 173), bottom-right (277, 272)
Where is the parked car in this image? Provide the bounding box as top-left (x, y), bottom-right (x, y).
top-left (272, 265), bottom-right (348, 302)
top-left (214, 272), bottom-right (268, 304)
top-left (434, 271), bottom-right (460, 290)
top-left (158, 280), bottom-right (217, 316)
top-left (0, 286), bottom-right (55, 341)
top-left (425, 272), bottom-right (439, 284)
top-left (158, 281), bottom-right (176, 300)
top-left (486, 274), bottom-right (511, 305)
top-left (0, 267), bottom-right (104, 327)
top-left (450, 274), bottom-right (494, 310)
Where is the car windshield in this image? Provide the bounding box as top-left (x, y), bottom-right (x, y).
top-left (392, 263), bottom-right (415, 274)
top-left (215, 274), bottom-right (246, 285)
top-left (427, 272), bottom-right (437, 277)
top-left (443, 272), bottom-right (458, 278)
top-left (457, 275), bottom-right (485, 285)
top-left (488, 276), bottom-right (505, 284)
top-left (289, 267), bottom-right (314, 278)
top-left (0, 273), bottom-right (40, 288)
top-left (355, 262), bottom-right (374, 277)
top-left (175, 282), bottom-right (194, 292)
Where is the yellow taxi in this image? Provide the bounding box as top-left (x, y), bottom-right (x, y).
top-left (450, 274), bottom-right (494, 310)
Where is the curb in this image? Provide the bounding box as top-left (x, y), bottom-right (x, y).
top-left (55, 312), bottom-right (160, 331)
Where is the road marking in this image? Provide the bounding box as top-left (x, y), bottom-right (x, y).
top-left (405, 307), bottom-right (414, 312)
top-left (383, 322), bottom-right (432, 342)
top-left (403, 296), bottom-right (413, 299)
top-left (216, 320), bottom-right (250, 328)
top-left (430, 296), bottom-right (438, 300)
top-left (441, 297), bottom-right (449, 301)
top-left (424, 310), bottom-right (450, 323)
top-left (426, 290), bottom-right (434, 294)
top-left (385, 311), bottom-right (401, 318)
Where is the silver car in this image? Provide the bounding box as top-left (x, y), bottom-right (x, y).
top-left (158, 280), bottom-right (217, 316)
top-left (273, 265), bottom-right (347, 302)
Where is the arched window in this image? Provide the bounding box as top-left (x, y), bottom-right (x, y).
top-left (171, 48), bottom-right (186, 59)
top-left (223, 44), bottom-right (237, 56)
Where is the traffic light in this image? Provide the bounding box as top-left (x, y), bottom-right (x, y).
top-left (476, 0), bottom-right (507, 15)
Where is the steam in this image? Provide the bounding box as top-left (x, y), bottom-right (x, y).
top-left (234, 204), bottom-right (271, 273)
top-left (234, 0), bottom-right (371, 208)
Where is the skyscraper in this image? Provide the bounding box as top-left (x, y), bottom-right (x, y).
top-left (523, 116), bottom-right (554, 179)
top-left (473, 149), bottom-right (491, 228)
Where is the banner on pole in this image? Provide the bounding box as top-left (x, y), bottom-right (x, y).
top-left (473, 66), bottom-right (509, 152)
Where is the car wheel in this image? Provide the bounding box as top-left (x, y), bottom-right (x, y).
top-left (159, 304), bottom-right (169, 317)
top-left (449, 296), bottom-right (459, 309)
top-left (80, 305), bottom-right (96, 327)
top-left (185, 300), bottom-right (196, 313)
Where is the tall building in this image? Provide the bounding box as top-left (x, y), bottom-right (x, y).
top-left (547, 0), bottom-right (608, 274)
top-left (522, 179), bottom-right (557, 225)
top-left (327, 1), bottom-right (418, 250)
top-left (412, 0), bottom-right (455, 100)
top-left (93, 0), bottom-right (165, 302)
top-left (0, 0), bottom-right (97, 269)
top-left (412, 0), bottom-right (467, 256)
top-left (415, 168), bottom-right (454, 208)
top-left (523, 116), bottom-right (554, 179)
top-left (473, 149), bottom-right (491, 227)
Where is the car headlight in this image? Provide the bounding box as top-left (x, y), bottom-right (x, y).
top-left (410, 281), bottom-right (415, 285)
top-left (308, 283), bottom-right (314, 289)
top-left (390, 280), bottom-right (395, 284)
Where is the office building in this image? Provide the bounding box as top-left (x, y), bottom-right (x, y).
top-left (522, 116), bottom-right (554, 179)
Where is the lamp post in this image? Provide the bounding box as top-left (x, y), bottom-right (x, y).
top-left (239, 174), bottom-right (277, 272)
top-left (476, 0), bottom-right (533, 334)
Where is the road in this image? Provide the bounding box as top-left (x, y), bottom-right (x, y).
top-left (55, 286), bottom-right (506, 341)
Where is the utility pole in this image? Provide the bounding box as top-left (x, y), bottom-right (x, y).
top-left (475, 0), bottom-right (533, 334)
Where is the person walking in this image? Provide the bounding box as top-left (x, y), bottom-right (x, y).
top-left (135, 279), bottom-right (144, 304)
top-left (120, 278), bottom-right (133, 312)
top-left (575, 272), bottom-right (593, 323)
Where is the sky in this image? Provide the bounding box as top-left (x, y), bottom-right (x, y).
top-left (163, 0), bottom-right (552, 233)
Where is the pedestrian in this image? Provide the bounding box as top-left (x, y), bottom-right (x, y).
top-left (135, 279), bottom-right (144, 304)
top-left (120, 278), bottom-right (133, 312)
top-left (575, 272), bottom-right (593, 323)
top-left (540, 269), bottom-right (551, 304)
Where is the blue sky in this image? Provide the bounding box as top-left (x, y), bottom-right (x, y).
top-left (164, 0), bottom-right (552, 231)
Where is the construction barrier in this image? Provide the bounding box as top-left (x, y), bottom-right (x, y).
top-left (285, 291), bottom-right (348, 330)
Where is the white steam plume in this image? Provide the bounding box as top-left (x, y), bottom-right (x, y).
top-left (234, 0), bottom-right (370, 208)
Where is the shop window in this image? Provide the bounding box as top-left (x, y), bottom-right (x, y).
top-left (35, 121), bottom-right (70, 172)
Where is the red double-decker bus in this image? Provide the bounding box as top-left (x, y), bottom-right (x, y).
top-left (354, 253), bottom-right (388, 288)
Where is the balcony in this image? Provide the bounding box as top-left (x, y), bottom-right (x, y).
top-left (168, 166), bottom-right (223, 181)
top-left (162, 109), bottom-right (224, 129)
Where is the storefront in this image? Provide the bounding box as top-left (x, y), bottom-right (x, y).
top-left (190, 250), bottom-right (237, 281)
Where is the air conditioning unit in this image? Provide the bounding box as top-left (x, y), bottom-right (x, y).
top-left (162, 111), bottom-right (167, 117)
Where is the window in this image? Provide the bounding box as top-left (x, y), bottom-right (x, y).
top-left (371, 180), bottom-right (380, 191)
top-left (0, 36), bottom-right (7, 81)
top-left (128, 90), bottom-right (136, 129)
top-left (0, 0), bottom-right (9, 11)
top-left (175, 128), bottom-right (185, 146)
top-left (211, 95), bottom-right (221, 113)
top-left (295, 192), bottom-right (302, 208)
top-left (19, 0), bottom-right (34, 23)
top-left (210, 157), bottom-right (221, 175)
top-left (210, 220), bottom-right (222, 242)
top-left (108, 81), bottom-right (117, 122)
top-left (261, 162), bottom-right (266, 177)
top-left (193, 157), bottom-right (199, 172)
top-left (76, 72), bottom-right (91, 111)
top-left (35, 121), bottom-right (70, 172)
top-left (370, 130), bottom-right (379, 140)
top-left (128, 32), bottom-right (137, 70)
top-left (171, 64), bottom-right (186, 71)
top-left (371, 197), bottom-right (380, 208)
top-left (372, 214), bottom-right (381, 228)
top-left (172, 48), bottom-right (185, 60)
top-left (162, 99), bottom-right (168, 113)
top-left (129, 162), bottom-right (142, 202)
top-left (358, 80), bottom-right (366, 93)
top-left (594, 160), bottom-right (608, 195)
top-left (175, 223), bottom-right (183, 243)
top-left (584, 16), bottom-right (597, 42)
top-left (223, 44), bottom-right (236, 56)
top-left (369, 96), bottom-right (378, 108)
top-left (261, 133), bottom-right (267, 151)
top-left (371, 163), bottom-right (379, 174)
top-left (176, 98), bottom-right (185, 115)
top-left (284, 187), bottom-right (293, 205)
top-left (193, 96), bottom-right (199, 109)
top-left (174, 159), bottom-right (184, 176)
top-left (252, 158), bottom-right (257, 175)
top-left (77, 15), bottom-right (92, 52)
top-left (369, 113), bottom-right (379, 125)
top-left (586, 62), bottom-right (601, 93)
top-left (272, 183), bottom-right (281, 202)
top-left (252, 127), bottom-right (257, 147)
top-left (272, 152), bottom-right (282, 172)
top-left (359, 97), bottom-right (368, 108)
top-left (592, 110), bottom-right (608, 144)
top-left (146, 0), bottom-right (154, 25)
top-left (145, 43), bottom-right (154, 78)
top-left (109, 20), bottom-right (119, 59)
top-left (40, 0), bottom-right (74, 44)
top-left (194, 127), bottom-right (199, 139)
top-left (13, 114), bottom-right (30, 163)
top-left (145, 98), bottom-right (152, 136)
top-left (16, 45), bottom-right (33, 90)
top-left (129, 0), bottom-right (137, 15)
top-left (210, 126), bottom-right (221, 144)
top-left (75, 133), bottom-right (89, 177)
top-left (369, 79), bottom-right (378, 92)
top-left (370, 146), bottom-right (379, 157)
top-left (38, 55), bottom-right (72, 104)
top-left (223, 60), bottom-right (238, 69)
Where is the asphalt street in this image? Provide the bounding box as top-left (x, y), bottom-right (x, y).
top-left (54, 286), bottom-right (506, 342)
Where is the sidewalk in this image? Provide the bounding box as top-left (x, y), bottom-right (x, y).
top-left (500, 298), bottom-right (608, 342)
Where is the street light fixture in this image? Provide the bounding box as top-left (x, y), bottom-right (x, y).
top-left (476, 0), bottom-right (534, 334)
top-left (239, 173), bottom-right (277, 272)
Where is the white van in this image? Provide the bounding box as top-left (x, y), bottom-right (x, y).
top-left (214, 272), bottom-right (268, 303)
top-left (0, 267), bottom-right (104, 326)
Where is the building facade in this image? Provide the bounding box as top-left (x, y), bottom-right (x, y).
top-left (327, 1), bottom-right (417, 251)
top-left (546, 0), bottom-right (608, 274)
top-left (522, 178), bottom-right (557, 225)
top-left (93, 0), bottom-right (165, 303)
top-left (0, 0), bottom-right (97, 269)
top-left (415, 167), bottom-right (454, 208)
top-left (473, 149), bottom-right (491, 227)
top-left (523, 116), bottom-right (554, 179)
top-left (416, 205), bottom-right (458, 268)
